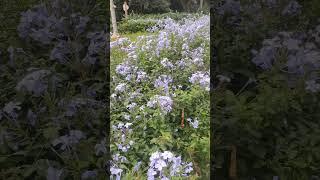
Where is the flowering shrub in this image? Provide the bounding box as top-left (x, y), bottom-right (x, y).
top-left (213, 0), bottom-right (320, 179)
top-left (0, 0), bottom-right (108, 179)
top-left (111, 14), bottom-right (210, 179)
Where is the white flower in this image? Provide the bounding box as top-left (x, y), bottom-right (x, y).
top-left (124, 123), bottom-right (132, 128)
top-left (125, 74), bottom-right (133, 81)
top-left (121, 134), bottom-right (126, 142)
top-left (187, 118), bottom-right (199, 128)
top-left (162, 151), bottom-right (173, 160)
top-left (129, 140), bottom-right (134, 145)
top-left (115, 83), bottom-right (126, 93)
top-left (127, 103), bottom-right (137, 111)
top-left (155, 159), bottom-right (167, 171)
top-left (189, 71), bottom-right (210, 91)
top-left (110, 167), bottom-right (122, 175)
top-left (184, 162), bottom-right (193, 173)
top-left (191, 119), bottom-right (199, 128)
top-left (118, 144), bottom-right (128, 152)
top-left (139, 105), bottom-right (145, 111)
top-left (147, 99), bottom-right (157, 108)
top-left (150, 151), bottom-right (160, 161)
top-left (117, 122), bottom-right (124, 129)
top-left (111, 93), bottom-right (117, 99)
top-left (123, 114), bottom-right (130, 120)
top-left (147, 168), bottom-right (157, 177)
top-left (161, 176), bottom-right (169, 180)
top-left (136, 71), bottom-right (147, 82)
top-left (161, 58), bottom-right (174, 69)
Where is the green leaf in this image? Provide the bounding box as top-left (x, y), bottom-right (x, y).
top-left (43, 127), bottom-right (59, 140)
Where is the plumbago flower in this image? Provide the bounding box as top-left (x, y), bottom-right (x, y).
top-left (110, 153), bottom-right (127, 180)
top-left (147, 151), bottom-right (193, 180)
top-left (111, 14), bottom-right (210, 178)
top-left (154, 75), bottom-right (173, 95)
top-left (147, 95), bottom-right (173, 114)
top-left (112, 122), bottom-right (134, 152)
top-left (186, 118), bottom-right (199, 129)
top-left (189, 71), bottom-right (210, 91)
top-left (251, 24), bottom-right (320, 92)
top-left (110, 122), bottom-right (133, 180)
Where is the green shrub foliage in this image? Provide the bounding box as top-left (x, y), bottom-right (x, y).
top-left (212, 0), bottom-right (320, 179)
top-left (0, 0), bottom-right (108, 179)
top-left (110, 15), bottom-right (210, 179)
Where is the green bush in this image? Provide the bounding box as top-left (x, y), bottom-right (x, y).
top-left (118, 19), bottom-right (157, 33)
top-left (129, 12), bottom-right (203, 21)
top-left (212, 0), bottom-right (320, 179)
top-left (117, 12), bottom-right (206, 34)
top-left (113, 0), bottom-right (170, 21)
top-left (110, 15), bottom-right (210, 179)
top-left (128, 0), bottom-right (171, 14)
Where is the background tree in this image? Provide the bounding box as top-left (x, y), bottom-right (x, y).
top-left (110, 0), bottom-right (119, 38)
top-left (199, 0), bottom-right (204, 10)
top-left (112, 0), bottom-right (210, 22)
top-left (128, 0), bottom-right (171, 14)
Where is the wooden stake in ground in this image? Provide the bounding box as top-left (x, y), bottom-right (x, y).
top-left (123, 0), bottom-right (129, 19)
top-left (110, 0), bottom-right (119, 39)
top-left (229, 145), bottom-right (237, 180)
top-left (181, 108), bottom-right (185, 128)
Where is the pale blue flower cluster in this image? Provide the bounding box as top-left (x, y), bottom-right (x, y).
top-left (154, 75), bottom-right (173, 95)
top-left (189, 71), bottom-right (210, 91)
top-left (147, 95), bottom-right (173, 114)
top-left (187, 117), bottom-right (199, 129)
top-left (110, 37), bottom-right (130, 49)
top-left (251, 25), bottom-right (320, 92)
top-left (110, 153), bottom-right (127, 180)
top-left (160, 58), bottom-right (175, 69)
top-left (147, 151), bottom-right (193, 180)
top-left (115, 83), bottom-right (126, 93)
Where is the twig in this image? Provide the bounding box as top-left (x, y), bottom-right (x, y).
top-left (229, 145), bottom-right (237, 180)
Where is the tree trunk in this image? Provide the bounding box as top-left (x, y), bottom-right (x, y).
top-left (110, 0), bottom-right (119, 38)
top-left (199, 0), bottom-right (203, 10)
top-left (178, 0), bottom-right (188, 12)
top-left (123, 1), bottom-right (129, 19)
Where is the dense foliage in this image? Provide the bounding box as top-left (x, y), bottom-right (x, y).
top-left (113, 0), bottom-right (210, 21)
top-left (0, 0), bottom-right (38, 56)
top-left (118, 12), bottom-right (204, 34)
top-left (0, 0), bottom-right (108, 179)
top-left (110, 15), bottom-right (210, 179)
top-left (212, 0), bottom-right (320, 179)
top-left (127, 0), bottom-right (171, 14)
